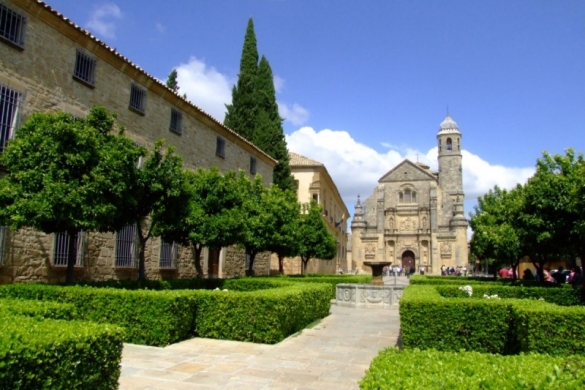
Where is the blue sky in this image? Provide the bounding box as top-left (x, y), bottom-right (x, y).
top-left (46, 0), bottom-right (585, 227)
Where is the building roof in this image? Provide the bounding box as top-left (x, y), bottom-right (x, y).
top-left (289, 152), bottom-right (324, 167)
top-left (26, 0), bottom-right (276, 165)
top-left (438, 114), bottom-right (461, 135)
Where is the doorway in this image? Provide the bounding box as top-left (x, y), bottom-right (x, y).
top-left (402, 250), bottom-right (415, 271)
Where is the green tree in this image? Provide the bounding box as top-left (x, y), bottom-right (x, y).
top-left (156, 168), bottom-right (245, 277)
top-left (469, 185), bottom-right (526, 280)
top-left (263, 186), bottom-right (301, 274)
top-left (128, 140), bottom-right (189, 282)
top-left (522, 150), bottom-right (584, 282)
top-left (255, 56), bottom-right (296, 192)
top-left (224, 18), bottom-right (259, 141)
top-left (239, 173), bottom-right (273, 276)
top-left (166, 68), bottom-right (179, 92)
top-left (0, 107), bottom-right (142, 284)
top-left (297, 201), bottom-right (337, 274)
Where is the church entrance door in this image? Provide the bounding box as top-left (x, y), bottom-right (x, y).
top-left (402, 250), bottom-right (415, 271)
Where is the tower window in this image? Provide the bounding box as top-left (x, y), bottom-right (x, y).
top-left (446, 138), bottom-right (453, 151)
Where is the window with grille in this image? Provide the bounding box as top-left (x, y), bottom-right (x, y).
top-left (115, 224), bottom-right (138, 267)
top-left (73, 50), bottom-right (96, 87)
top-left (169, 108), bottom-right (182, 135)
top-left (216, 136), bottom-right (225, 158)
top-left (0, 83), bottom-right (22, 154)
top-left (129, 84), bottom-right (146, 114)
top-left (53, 231), bottom-right (85, 267)
top-left (249, 156), bottom-right (257, 174)
top-left (0, 226), bottom-right (8, 265)
top-left (159, 240), bottom-right (177, 269)
top-left (0, 4), bottom-right (26, 49)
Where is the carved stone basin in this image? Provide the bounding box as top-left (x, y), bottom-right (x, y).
top-left (363, 261), bottom-right (392, 286)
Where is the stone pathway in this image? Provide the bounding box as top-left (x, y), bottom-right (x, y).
top-left (119, 304), bottom-right (401, 389)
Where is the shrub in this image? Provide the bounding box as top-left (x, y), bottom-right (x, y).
top-left (512, 300), bottom-right (585, 355)
top-left (435, 285), bottom-right (581, 306)
top-left (0, 315), bottom-right (123, 390)
top-left (195, 282), bottom-right (330, 343)
top-left (272, 275), bottom-right (372, 299)
top-left (399, 285), bottom-right (513, 354)
top-left (360, 348), bottom-right (585, 389)
top-left (0, 284), bottom-right (197, 346)
top-left (0, 298), bottom-right (77, 320)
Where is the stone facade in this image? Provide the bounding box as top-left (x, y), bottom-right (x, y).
top-left (0, 0), bottom-right (276, 284)
top-left (270, 152), bottom-right (350, 274)
top-left (350, 115), bottom-right (469, 275)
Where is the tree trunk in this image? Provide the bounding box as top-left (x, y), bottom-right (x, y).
top-left (65, 230), bottom-right (77, 285)
top-left (137, 233), bottom-right (147, 284)
top-left (245, 250), bottom-right (256, 277)
top-left (192, 242), bottom-right (203, 278)
top-left (278, 254), bottom-right (284, 275)
top-left (301, 257), bottom-right (309, 275)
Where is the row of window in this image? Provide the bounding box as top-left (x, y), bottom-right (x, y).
top-left (0, 225), bottom-right (178, 268)
top-left (399, 189), bottom-right (417, 203)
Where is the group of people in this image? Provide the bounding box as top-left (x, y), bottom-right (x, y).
top-left (517, 266), bottom-right (584, 288)
top-left (382, 265), bottom-right (415, 277)
top-left (440, 265), bottom-right (468, 276)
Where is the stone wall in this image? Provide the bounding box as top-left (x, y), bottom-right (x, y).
top-left (270, 254), bottom-right (336, 275)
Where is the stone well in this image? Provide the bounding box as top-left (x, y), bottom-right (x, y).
top-left (335, 283), bottom-right (405, 309)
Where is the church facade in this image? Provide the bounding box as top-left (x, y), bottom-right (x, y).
top-left (350, 114), bottom-right (468, 275)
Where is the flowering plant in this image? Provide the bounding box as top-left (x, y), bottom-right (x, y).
top-left (458, 285), bottom-right (473, 296)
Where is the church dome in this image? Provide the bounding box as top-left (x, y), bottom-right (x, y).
top-left (438, 114), bottom-right (460, 134)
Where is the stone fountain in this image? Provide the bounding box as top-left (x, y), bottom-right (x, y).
top-left (335, 261), bottom-right (406, 309)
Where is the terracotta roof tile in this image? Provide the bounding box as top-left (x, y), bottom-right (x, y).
top-left (289, 152), bottom-right (324, 167)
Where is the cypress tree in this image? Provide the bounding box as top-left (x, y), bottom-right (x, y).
top-left (255, 56), bottom-right (296, 192)
top-left (224, 18), bottom-right (259, 141)
top-left (166, 69), bottom-right (179, 92)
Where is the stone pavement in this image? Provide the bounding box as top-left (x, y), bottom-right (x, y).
top-left (119, 304), bottom-right (401, 389)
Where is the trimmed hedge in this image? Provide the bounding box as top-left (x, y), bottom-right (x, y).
top-left (195, 282), bottom-right (331, 343)
top-left (400, 285), bottom-right (585, 355)
top-left (399, 285), bottom-right (514, 354)
top-left (0, 315), bottom-right (123, 390)
top-left (411, 275), bottom-right (576, 289)
top-left (0, 279), bottom-right (332, 345)
top-left (435, 284), bottom-right (582, 306)
top-left (360, 348), bottom-right (585, 389)
top-left (0, 298), bottom-right (77, 320)
top-left (0, 284), bottom-right (198, 346)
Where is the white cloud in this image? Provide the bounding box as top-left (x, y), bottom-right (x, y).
top-left (155, 22), bottom-right (166, 33)
top-left (278, 103), bottom-right (310, 126)
top-left (286, 127), bottom-right (534, 217)
top-left (86, 4), bottom-right (122, 39)
top-left (175, 57), bottom-right (234, 122)
top-left (273, 75), bottom-right (285, 93)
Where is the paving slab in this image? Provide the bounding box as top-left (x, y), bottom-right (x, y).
top-left (119, 303), bottom-right (401, 390)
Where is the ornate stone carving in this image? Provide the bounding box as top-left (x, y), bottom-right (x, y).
top-left (399, 217), bottom-right (417, 232)
top-left (365, 243), bottom-right (376, 259)
top-left (360, 289), bottom-right (391, 305)
top-left (440, 242), bottom-right (452, 258)
top-left (388, 217), bottom-right (394, 230)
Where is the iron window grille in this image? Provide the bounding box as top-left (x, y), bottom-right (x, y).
top-left (53, 231), bottom-right (85, 267)
top-left (0, 4), bottom-right (26, 49)
top-left (169, 108), bottom-right (182, 135)
top-left (73, 50), bottom-right (96, 87)
top-left (129, 84), bottom-right (146, 114)
top-left (115, 223), bottom-right (138, 268)
top-left (216, 136), bottom-right (225, 158)
top-left (159, 240), bottom-right (178, 269)
top-left (0, 83), bottom-right (23, 154)
top-left (0, 226), bottom-right (8, 265)
top-left (250, 156), bottom-right (257, 174)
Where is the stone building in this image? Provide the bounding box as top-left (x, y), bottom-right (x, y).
top-left (271, 152), bottom-right (349, 274)
top-left (0, 0), bottom-right (276, 284)
top-left (351, 115), bottom-right (468, 274)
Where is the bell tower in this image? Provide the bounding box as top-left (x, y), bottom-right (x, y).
top-left (437, 113), bottom-right (463, 195)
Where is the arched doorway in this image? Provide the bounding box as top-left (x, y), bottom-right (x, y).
top-left (402, 250), bottom-right (415, 271)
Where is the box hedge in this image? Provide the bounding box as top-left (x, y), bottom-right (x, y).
top-left (400, 285), bottom-right (585, 356)
top-left (0, 315), bottom-right (124, 390)
top-left (360, 348), bottom-right (585, 390)
top-left (0, 279), bottom-right (332, 346)
top-left (0, 298), bottom-right (77, 320)
top-left (0, 284), bottom-right (198, 346)
top-left (399, 285), bottom-right (514, 354)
